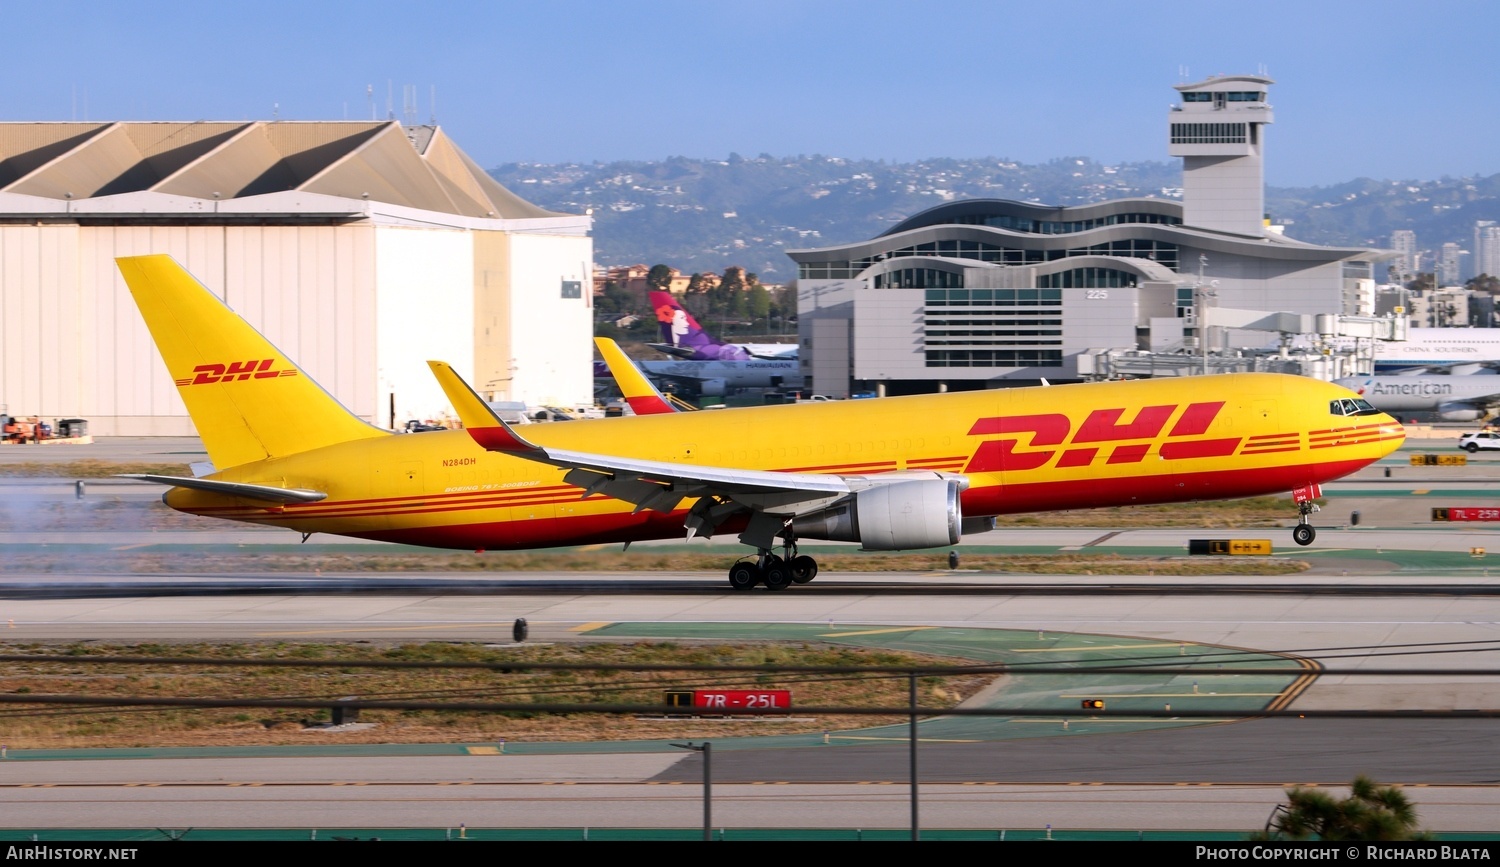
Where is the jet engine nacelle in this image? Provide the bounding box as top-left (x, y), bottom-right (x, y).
top-left (1437, 402), bottom-right (1485, 422)
top-left (789, 476), bottom-right (962, 550)
top-left (698, 378), bottom-right (727, 397)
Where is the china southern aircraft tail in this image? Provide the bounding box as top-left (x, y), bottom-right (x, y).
top-left (117, 254), bottom-right (387, 470)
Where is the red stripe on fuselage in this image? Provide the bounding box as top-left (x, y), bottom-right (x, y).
top-left (1160, 437), bottom-right (1241, 460)
top-left (961, 457), bottom-right (1375, 519)
top-left (331, 456), bottom-right (1379, 552)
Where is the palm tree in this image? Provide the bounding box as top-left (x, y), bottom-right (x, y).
top-left (1255, 776), bottom-right (1432, 841)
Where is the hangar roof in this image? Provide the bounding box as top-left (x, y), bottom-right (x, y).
top-left (0, 121), bottom-right (560, 220)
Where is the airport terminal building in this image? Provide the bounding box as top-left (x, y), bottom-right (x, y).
top-left (0, 121), bottom-right (593, 435)
top-left (790, 75), bottom-right (1392, 397)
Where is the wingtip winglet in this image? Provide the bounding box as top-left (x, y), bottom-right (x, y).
top-left (593, 338), bottom-right (676, 415)
top-left (426, 360), bottom-right (540, 454)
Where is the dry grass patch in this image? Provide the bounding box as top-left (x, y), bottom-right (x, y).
top-left (0, 460), bottom-right (192, 478)
top-left (0, 641), bottom-right (993, 750)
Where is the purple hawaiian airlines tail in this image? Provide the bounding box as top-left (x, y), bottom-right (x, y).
top-left (647, 291), bottom-right (752, 361)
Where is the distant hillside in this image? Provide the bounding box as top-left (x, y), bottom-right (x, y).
top-left (490, 156), bottom-right (1500, 279)
top-left (1264, 175), bottom-right (1500, 253)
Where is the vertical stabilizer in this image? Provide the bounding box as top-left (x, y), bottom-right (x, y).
top-left (648, 291), bottom-right (751, 360)
top-left (117, 254), bottom-right (387, 469)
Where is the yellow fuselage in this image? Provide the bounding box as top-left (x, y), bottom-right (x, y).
top-left (166, 373), bottom-right (1404, 550)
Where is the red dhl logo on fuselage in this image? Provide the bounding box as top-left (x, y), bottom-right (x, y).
top-left (964, 401), bottom-right (1239, 473)
top-left (174, 359), bottom-right (298, 387)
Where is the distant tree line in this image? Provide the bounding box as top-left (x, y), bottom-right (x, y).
top-left (593, 263), bottom-right (797, 350)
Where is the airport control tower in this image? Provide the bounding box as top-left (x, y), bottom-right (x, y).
top-left (1169, 74), bottom-right (1275, 235)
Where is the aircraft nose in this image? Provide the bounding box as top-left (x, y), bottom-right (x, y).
top-left (1379, 415), bottom-right (1406, 451)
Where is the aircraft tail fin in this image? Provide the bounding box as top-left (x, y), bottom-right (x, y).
top-left (648, 290), bottom-right (751, 361)
top-left (594, 338), bottom-right (677, 415)
top-left (428, 360), bottom-right (545, 455)
top-left (117, 254), bottom-right (387, 469)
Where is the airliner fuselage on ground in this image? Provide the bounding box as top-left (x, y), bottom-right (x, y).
top-left (119, 255), bottom-right (1404, 591)
top-left (1342, 327), bottom-right (1500, 373)
top-left (1334, 375), bottom-right (1500, 421)
top-left (635, 357), bottom-right (804, 394)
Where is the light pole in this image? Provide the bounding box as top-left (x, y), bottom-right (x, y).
top-left (671, 741), bottom-right (712, 840)
top-left (1192, 255), bottom-right (1218, 375)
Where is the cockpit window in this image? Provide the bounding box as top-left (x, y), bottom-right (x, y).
top-left (1331, 398), bottom-right (1384, 417)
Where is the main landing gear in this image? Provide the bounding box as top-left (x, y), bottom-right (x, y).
top-left (726, 539), bottom-right (819, 591)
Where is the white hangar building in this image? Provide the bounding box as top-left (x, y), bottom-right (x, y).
top-left (0, 120), bottom-right (594, 435)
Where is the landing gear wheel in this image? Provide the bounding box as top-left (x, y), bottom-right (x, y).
top-left (789, 555), bottom-right (818, 584)
top-left (1292, 524), bottom-right (1316, 546)
top-left (728, 561), bottom-right (761, 591)
top-left (762, 561), bottom-right (793, 591)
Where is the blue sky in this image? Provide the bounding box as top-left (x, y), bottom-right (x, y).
top-left (4, 0), bottom-right (1496, 187)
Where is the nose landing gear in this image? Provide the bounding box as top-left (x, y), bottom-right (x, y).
top-left (1291, 484), bottom-right (1321, 546)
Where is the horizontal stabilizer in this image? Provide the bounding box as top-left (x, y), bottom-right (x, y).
top-left (120, 474), bottom-right (327, 504)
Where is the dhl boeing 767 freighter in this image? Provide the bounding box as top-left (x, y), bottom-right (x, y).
top-left (117, 254), bottom-right (1405, 591)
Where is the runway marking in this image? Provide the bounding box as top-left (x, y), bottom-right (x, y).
top-left (254, 623), bottom-right (504, 637)
top-left (1059, 692), bottom-right (1283, 698)
top-left (1267, 662), bottom-right (1322, 712)
top-left (825, 735), bottom-right (979, 744)
top-left (819, 627), bottom-right (936, 638)
top-left (1010, 718), bottom-right (1235, 724)
top-left (571, 622), bottom-right (614, 633)
top-left (1012, 642), bottom-right (1195, 652)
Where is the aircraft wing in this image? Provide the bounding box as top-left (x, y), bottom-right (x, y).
top-left (428, 360), bottom-right (960, 544)
top-left (1465, 391), bottom-right (1500, 410)
top-left (635, 368), bottom-right (713, 387)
